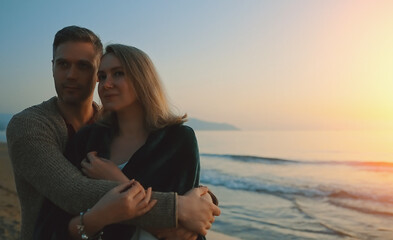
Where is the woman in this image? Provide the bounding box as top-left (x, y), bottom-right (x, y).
top-left (52, 44), bottom-right (208, 239)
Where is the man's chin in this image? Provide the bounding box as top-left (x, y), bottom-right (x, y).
top-left (59, 96), bottom-right (88, 105)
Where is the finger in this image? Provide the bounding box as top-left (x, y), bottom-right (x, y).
top-left (139, 199), bottom-right (157, 214)
top-left (125, 181), bottom-right (144, 197)
top-left (87, 151), bottom-right (98, 162)
top-left (80, 159), bottom-right (91, 169)
top-left (133, 189), bottom-right (147, 204)
top-left (200, 228), bottom-right (207, 236)
top-left (206, 222), bottom-right (212, 230)
top-left (87, 151), bottom-right (98, 157)
top-left (81, 167), bottom-right (88, 175)
top-left (136, 187), bottom-right (152, 208)
top-left (115, 180), bottom-right (135, 193)
top-left (197, 186), bottom-right (209, 196)
top-left (211, 204), bottom-right (221, 216)
top-left (144, 187), bottom-right (152, 204)
top-left (190, 234), bottom-right (198, 240)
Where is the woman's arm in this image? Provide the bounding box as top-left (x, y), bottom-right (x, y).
top-left (68, 181), bottom-right (156, 239)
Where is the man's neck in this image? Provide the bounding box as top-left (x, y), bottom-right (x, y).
top-left (57, 98), bottom-right (94, 132)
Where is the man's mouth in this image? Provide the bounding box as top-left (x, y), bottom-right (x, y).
top-left (63, 85), bottom-right (79, 90)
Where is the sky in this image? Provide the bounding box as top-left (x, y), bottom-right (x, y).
top-left (0, 0), bottom-right (393, 131)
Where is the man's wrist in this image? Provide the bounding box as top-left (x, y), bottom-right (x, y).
top-left (175, 193), bottom-right (179, 227)
top-left (177, 194), bottom-right (187, 225)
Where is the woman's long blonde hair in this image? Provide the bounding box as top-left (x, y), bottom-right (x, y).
top-left (99, 44), bottom-right (186, 131)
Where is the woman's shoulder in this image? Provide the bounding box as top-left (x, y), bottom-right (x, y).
top-left (165, 123), bottom-right (196, 138)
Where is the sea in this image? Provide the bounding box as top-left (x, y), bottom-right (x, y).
top-left (2, 116), bottom-right (393, 239)
top-left (196, 130), bottom-right (393, 240)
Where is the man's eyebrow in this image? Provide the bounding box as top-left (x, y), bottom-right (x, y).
top-left (54, 58), bottom-right (67, 62)
top-left (77, 60), bottom-right (93, 65)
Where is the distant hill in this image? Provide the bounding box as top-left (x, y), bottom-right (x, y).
top-left (0, 113), bottom-right (239, 132)
top-left (186, 118), bottom-right (239, 131)
top-left (0, 113), bottom-right (13, 131)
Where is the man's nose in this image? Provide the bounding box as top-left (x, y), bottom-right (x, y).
top-left (66, 65), bottom-right (77, 79)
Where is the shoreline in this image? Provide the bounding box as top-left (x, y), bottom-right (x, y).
top-left (0, 142), bottom-right (239, 240)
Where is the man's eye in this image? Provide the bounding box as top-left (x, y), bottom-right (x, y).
top-left (78, 63), bottom-right (91, 70)
top-left (57, 61), bottom-right (68, 68)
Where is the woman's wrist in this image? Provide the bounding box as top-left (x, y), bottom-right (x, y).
top-left (69, 209), bottom-right (108, 239)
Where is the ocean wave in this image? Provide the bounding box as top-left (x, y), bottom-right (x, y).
top-left (201, 153), bottom-right (393, 172)
top-left (201, 168), bottom-right (393, 211)
top-left (328, 189), bottom-right (393, 205)
top-left (200, 169), bottom-right (324, 198)
top-left (201, 153), bottom-right (300, 164)
top-left (328, 197), bottom-right (393, 217)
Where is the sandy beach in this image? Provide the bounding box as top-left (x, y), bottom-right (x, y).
top-left (0, 143), bottom-right (238, 240)
top-left (0, 143), bottom-right (20, 239)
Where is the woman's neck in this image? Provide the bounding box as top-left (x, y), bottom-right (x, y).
top-left (115, 102), bottom-right (148, 139)
top-left (109, 102), bottom-right (149, 165)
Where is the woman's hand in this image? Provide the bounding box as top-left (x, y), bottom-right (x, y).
top-left (91, 180), bottom-right (157, 224)
top-left (81, 151), bottom-right (129, 183)
top-left (68, 180), bottom-right (157, 239)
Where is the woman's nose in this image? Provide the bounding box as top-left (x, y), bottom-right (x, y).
top-left (104, 76), bottom-right (114, 88)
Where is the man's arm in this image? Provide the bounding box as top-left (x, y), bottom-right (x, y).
top-left (7, 114), bottom-right (176, 228)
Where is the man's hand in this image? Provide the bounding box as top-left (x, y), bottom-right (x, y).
top-left (81, 151), bottom-right (129, 183)
top-left (178, 187), bottom-right (221, 236)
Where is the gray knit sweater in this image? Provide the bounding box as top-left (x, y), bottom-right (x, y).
top-left (6, 97), bottom-right (176, 240)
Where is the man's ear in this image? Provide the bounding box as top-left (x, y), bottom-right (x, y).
top-left (51, 60), bottom-right (55, 76)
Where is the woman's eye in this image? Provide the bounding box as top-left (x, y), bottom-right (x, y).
top-left (97, 74), bottom-right (106, 82)
top-left (113, 71), bottom-right (124, 77)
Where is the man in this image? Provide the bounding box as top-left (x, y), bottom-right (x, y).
top-left (7, 26), bottom-right (220, 240)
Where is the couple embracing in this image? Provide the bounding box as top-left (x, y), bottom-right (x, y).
top-left (7, 26), bottom-right (220, 240)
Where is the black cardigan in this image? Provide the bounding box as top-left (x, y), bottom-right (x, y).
top-left (34, 123), bottom-right (202, 240)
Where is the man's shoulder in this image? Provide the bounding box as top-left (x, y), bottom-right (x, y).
top-left (7, 97), bottom-right (64, 134)
top-left (11, 97), bottom-right (59, 120)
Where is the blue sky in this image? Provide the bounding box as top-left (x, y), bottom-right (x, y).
top-left (1, 0), bottom-right (393, 130)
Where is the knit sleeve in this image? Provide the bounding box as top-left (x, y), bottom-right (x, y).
top-left (6, 113), bottom-right (118, 214)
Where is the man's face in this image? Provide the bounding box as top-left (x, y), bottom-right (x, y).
top-left (52, 41), bottom-right (99, 105)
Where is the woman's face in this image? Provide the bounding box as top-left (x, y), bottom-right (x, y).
top-left (98, 53), bottom-right (138, 112)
